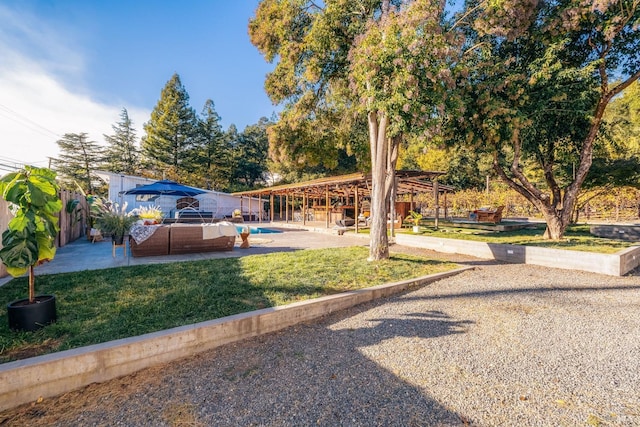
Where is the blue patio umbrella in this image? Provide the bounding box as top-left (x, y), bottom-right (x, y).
top-left (123, 180), bottom-right (206, 197)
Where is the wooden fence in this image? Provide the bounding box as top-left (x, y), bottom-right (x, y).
top-left (0, 190), bottom-right (88, 279)
top-left (0, 199), bottom-right (10, 278)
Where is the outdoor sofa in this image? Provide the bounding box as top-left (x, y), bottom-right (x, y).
top-left (129, 223), bottom-right (236, 257)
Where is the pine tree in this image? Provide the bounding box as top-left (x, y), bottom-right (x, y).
top-left (193, 99), bottom-right (230, 189)
top-left (103, 108), bottom-right (139, 175)
top-left (230, 118), bottom-right (270, 191)
top-left (141, 73), bottom-right (198, 175)
top-left (51, 132), bottom-right (104, 194)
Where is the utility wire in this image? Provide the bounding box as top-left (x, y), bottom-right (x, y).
top-left (0, 103), bottom-right (61, 139)
top-left (0, 155), bottom-right (47, 172)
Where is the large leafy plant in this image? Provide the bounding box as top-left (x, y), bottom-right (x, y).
top-left (0, 167), bottom-right (62, 303)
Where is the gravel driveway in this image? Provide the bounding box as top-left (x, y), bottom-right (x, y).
top-left (2, 248), bottom-right (639, 426)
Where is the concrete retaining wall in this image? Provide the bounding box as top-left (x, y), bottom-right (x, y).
top-left (590, 225), bottom-right (640, 241)
top-left (0, 267), bottom-right (470, 412)
top-left (395, 234), bottom-right (640, 276)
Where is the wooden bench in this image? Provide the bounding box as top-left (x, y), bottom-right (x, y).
top-left (475, 206), bottom-right (504, 224)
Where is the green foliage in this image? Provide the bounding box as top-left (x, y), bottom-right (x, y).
top-left (95, 201), bottom-right (138, 238)
top-left (406, 210), bottom-right (423, 225)
top-left (251, 0), bottom-right (465, 260)
top-left (228, 118), bottom-right (271, 191)
top-left (141, 73), bottom-right (199, 174)
top-left (449, 0), bottom-right (640, 239)
top-left (103, 108), bottom-right (140, 175)
top-left (192, 99), bottom-right (230, 190)
top-left (0, 167), bottom-right (62, 303)
top-left (51, 133), bottom-right (104, 194)
top-left (0, 247), bottom-right (457, 363)
top-left (249, 0), bottom-right (378, 174)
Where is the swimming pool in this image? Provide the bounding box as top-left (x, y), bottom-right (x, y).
top-left (235, 225), bottom-right (282, 234)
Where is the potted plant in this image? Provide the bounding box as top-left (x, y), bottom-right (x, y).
top-left (406, 210), bottom-right (423, 233)
top-left (230, 208), bottom-right (244, 223)
top-left (96, 201), bottom-right (138, 245)
top-left (136, 205), bottom-right (163, 225)
top-left (0, 167), bottom-right (63, 331)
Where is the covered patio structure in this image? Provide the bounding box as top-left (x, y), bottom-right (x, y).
top-left (233, 170), bottom-right (453, 232)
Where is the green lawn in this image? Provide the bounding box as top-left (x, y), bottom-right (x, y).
top-left (370, 223), bottom-right (633, 254)
top-left (0, 247), bottom-right (457, 364)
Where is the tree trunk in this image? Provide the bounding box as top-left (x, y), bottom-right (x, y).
top-left (368, 111), bottom-right (390, 261)
top-left (541, 208), bottom-right (567, 240)
top-left (28, 265), bottom-right (35, 304)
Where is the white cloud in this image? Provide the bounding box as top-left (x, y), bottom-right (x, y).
top-left (0, 4), bottom-right (148, 168)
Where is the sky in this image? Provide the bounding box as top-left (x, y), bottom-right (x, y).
top-left (0, 0), bottom-right (275, 169)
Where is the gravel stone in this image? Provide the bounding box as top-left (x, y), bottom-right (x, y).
top-left (1, 246), bottom-right (638, 426)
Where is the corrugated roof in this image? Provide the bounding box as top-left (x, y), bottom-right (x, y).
top-left (233, 170), bottom-right (453, 198)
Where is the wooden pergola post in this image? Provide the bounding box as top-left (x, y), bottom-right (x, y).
top-left (270, 193), bottom-right (274, 222)
top-left (325, 185), bottom-right (330, 228)
top-left (389, 176), bottom-right (397, 237)
top-left (279, 195), bottom-right (283, 221)
top-left (258, 195), bottom-right (262, 223)
top-left (434, 179), bottom-right (440, 229)
top-left (285, 193), bottom-right (289, 223)
top-left (249, 196), bottom-right (253, 222)
top-left (410, 187), bottom-right (414, 211)
top-left (443, 190), bottom-right (448, 219)
top-left (355, 185), bottom-right (359, 233)
top-left (303, 191), bottom-right (307, 225)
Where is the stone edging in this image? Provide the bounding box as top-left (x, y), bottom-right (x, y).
top-left (0, 266), bottom-right (472, 412)
top-left (394, 234), bottom-right (640, 276)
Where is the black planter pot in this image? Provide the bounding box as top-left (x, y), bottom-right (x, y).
top-left (112, 234), bottom-right (125, 245)
top-left (7, 295), bottom-right (57, 332)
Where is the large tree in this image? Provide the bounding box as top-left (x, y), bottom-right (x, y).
top-left (141, 73), bottom-right (198, 175)
top-left (52, 132), bottom-right (104, 194)
top-left (604, 80), bottom-right (640, 157)
top-left (229, 117), bottom-right (271, 191)
top-left (103, 108), bottom-right (140, 175)
top-left (453, 0), bottom-right (640, 239)
top-left (193, 99), bottom-right (231, 190)
top-left (251, 0), bottom-right (460, 260)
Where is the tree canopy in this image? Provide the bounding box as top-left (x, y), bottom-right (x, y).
top-left (52, 132), bottom-right (104, 194)
top-left (449, 0), bottom-right (640, 239)
top-left (103, 108), bottom-right (140, 176)
top-left (141, 73), bottom-right (199, 175)
top-left (251, 0), bottom-right (461, 260)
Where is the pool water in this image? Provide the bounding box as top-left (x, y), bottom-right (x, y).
top-left (235, 226), bottom-right (282, 234)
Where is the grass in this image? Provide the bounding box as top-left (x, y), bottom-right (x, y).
top-left (375, 223), bottom-right (633, 254)
top-left (0, 247), bottom-right (457, 364)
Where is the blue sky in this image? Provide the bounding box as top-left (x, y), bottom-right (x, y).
top-left (0, 0), bottom-right (275, 167)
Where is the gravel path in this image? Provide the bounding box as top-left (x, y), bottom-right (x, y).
top-left (2, 248), bottom-right (639, 426)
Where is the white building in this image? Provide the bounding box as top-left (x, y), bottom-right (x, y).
top-left (95, 171), bottom-right (263, 220)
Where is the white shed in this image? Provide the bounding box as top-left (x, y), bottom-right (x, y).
top-left (95, 171), bottom-right (263, 220)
